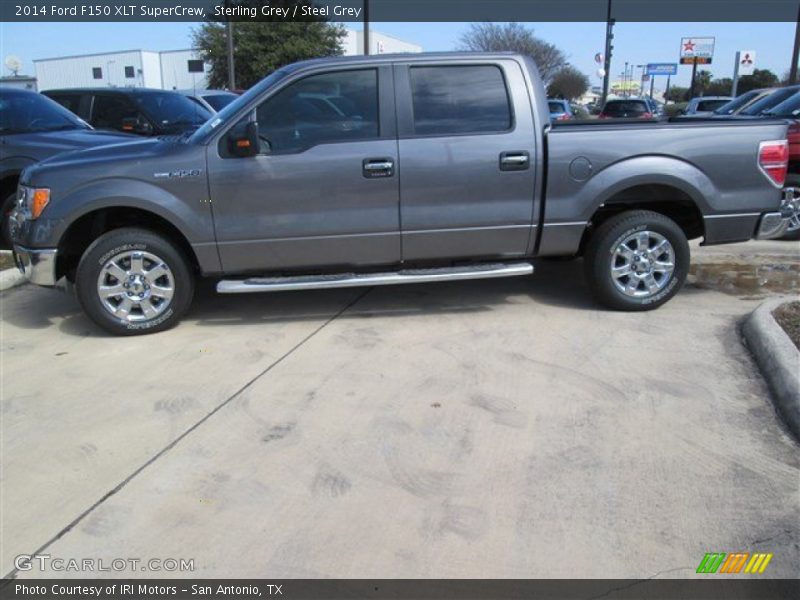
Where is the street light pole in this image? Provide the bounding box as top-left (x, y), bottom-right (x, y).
top-left (601, 0), bottom-right (614, 106)
top-left (790, 1), bottom-right (800, 84)
top-left (363, 0), bottom-right (370, 55)
top-left (226, 20), bottom-right (235, 89)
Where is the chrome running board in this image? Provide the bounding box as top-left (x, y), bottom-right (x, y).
top-left (217, 262), bottom-right (534, 294)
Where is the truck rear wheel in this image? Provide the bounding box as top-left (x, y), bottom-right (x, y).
top-left (584, 210), bottom-right (689, 311)
top-left (76, 228), bottom-right (194, 335)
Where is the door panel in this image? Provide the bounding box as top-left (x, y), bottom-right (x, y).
top-left (395, 61), bottom-right (537, 261)
top-left (207, 67), bottom-right (400, 274)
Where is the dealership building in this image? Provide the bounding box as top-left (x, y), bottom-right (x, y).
top-left (32, 29), bottom-right (422, 91)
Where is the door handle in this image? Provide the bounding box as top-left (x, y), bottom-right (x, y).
top-left (500, 151), bottom-right (530, 171)
top-left (363, 158), bottom-right (395, 178)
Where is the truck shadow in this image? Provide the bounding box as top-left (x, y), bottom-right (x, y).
top-left (3, 259), bottom-right (596, 338)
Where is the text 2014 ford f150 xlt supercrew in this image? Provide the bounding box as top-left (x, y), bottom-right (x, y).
top-left (10, 53), bottom-right (792, 335)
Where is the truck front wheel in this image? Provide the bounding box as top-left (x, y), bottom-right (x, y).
top-left (76, 228), bottom-right (194, 335)
top-left (584, 210), bottom-right (690, 311)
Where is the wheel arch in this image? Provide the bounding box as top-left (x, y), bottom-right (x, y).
top-left (56, 206), bottom-right (200, 282)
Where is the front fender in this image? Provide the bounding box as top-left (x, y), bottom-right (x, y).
top-left (44, 177), bottom-right (213, 245)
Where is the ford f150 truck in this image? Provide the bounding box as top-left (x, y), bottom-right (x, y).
top-left (10, 53), bottom-right (792, 335)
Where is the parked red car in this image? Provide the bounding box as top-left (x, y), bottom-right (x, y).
top-left (763, 92), bottom-right (800, 238)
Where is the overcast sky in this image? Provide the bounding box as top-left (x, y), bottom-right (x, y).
top-left (1, 21), bottom-right (794, 91)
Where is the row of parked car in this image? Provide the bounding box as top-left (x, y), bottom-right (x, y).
top-left (0, 86), bottom-right (238, 247)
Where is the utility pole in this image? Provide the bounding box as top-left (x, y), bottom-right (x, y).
top-left (363, 0), bottom-right (370, 55)
top-left (624, 61), bottom-right (629, 97)
top-left (790, 1), bottom-right (800, 84)
top-left (601, 0), bottom-right (614, 105)
top-left (226, 20), bottom-right (235, 89)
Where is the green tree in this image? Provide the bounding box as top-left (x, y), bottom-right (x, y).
top-left (694, 69), bottom-right (712, 96)
top-left (547, 65), bottom-right (590, 100)
top-left (736, 69), bottom-right (780, 94)
top-left (705, 77), bottom-right (733, 96)
top-left (193, 1), bottom-right (346, 89)
top-left (665, 85), bottom-right (689, 102)
top-left (458, 22), bottom-right (567, 84)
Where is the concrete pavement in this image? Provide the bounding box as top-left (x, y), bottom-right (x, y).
top-left (1, 248), bottom-right (798, 578)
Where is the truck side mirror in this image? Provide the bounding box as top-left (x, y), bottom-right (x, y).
top-left (227, 122), bottom-right (260, 158)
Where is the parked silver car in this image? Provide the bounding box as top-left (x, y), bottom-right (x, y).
top-left (683, 96), bottom-right (732, 116)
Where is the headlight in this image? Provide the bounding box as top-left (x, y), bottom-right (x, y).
top-left (17, 185), bottom-right (50, 219)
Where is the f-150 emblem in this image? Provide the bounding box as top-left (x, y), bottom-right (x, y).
top-left (154, 169), bottom-right (203, 179)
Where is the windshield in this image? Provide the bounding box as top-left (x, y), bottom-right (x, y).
top-left (133, 92), bottom-right (212, 128)
top-left (764, 93), bottom-right (800, 117)
top-left (0, 91), bottom-right (88, 134)
top-left (740, 87), bottom-right (799, 116)
top-left (712, 90), bottom-right (760, 115)
top-left (202, 93), bottom-right (237, 112)
top-left (548, 101), bottom-right (567, 113)
top-left (191, 69), bottom-right (289, 143)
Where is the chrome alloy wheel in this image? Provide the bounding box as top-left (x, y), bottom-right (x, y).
top-left (610, 231), bottom-right (676, 298)
top-left (787, 210), bottom-right (800, 233)
top-left (96, 250), bottom-right (174, 321)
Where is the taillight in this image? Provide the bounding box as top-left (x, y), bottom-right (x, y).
top-left (598, 113), bottom-right (609, 119)
top-left (641, 112), bottom-right (653, 119)
top-left (758, 140), bottom-right (789, 187)
top-left (557, 114), bottom-right (571, 121)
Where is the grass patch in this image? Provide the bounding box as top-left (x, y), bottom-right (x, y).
top-left (773, 301), bottom-right (800, 351)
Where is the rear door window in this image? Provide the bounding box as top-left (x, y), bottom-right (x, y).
top-left (696, 99), bottom-right (729, 112)
top-left (408, 65), bottom-right (512, 135)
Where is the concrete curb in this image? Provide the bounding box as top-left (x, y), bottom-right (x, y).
top-left (742, 297), bottom-right (800, 440)
top-left (0, 266), bottom-right (26, 292)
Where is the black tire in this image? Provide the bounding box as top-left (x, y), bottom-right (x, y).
top-left (779, 227), bottom-right (800, 241)
top-left (584, 210), bottom-right (690, 311)
top-left (1, 191), bottom-right (16, 250)
top-left (76, 228), bottom-right (194, 335)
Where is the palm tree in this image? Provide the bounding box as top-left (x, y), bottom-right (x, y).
top-left (695, 70), bottom-right (712, 96)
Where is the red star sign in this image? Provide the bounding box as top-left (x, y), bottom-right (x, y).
top-left (683, 40), bottom-right (696, 52)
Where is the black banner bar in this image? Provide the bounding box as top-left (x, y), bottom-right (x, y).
top-left (1, 0), bottom-right (799, 23)
top-left (2, 579), bottom-right (800, 600)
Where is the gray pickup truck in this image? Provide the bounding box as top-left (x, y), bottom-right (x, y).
top-left (10, 53), bottom-right (791, 335)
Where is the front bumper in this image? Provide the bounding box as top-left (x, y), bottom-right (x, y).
top-left (12, 245), bottom-right (58, 286)
top-left (755, 188), bottom-right (798, 240)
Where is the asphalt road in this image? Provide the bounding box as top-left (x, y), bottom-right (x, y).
top-left (1, 242), bottom-right (798, 578)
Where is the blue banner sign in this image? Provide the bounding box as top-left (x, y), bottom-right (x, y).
top-left (646, 63), bottom-right (678, 76)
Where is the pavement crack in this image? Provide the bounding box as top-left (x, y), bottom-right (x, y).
top-left (584, 566), bottom-right (695, 599)
top-left (2, 287), bottom-right (372, 580)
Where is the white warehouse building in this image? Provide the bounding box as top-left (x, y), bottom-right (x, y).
top-left (34, 49), bottom-right (208, 91)
top-left (33, 29), bottom-right (421, 92)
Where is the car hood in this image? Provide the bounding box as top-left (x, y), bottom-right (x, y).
top-left (35, 137), bottom-right (173, 170)
top-left (22, 137), bottom-right (201, 193)
top-left (10, 128), bottom-right (136, 152)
